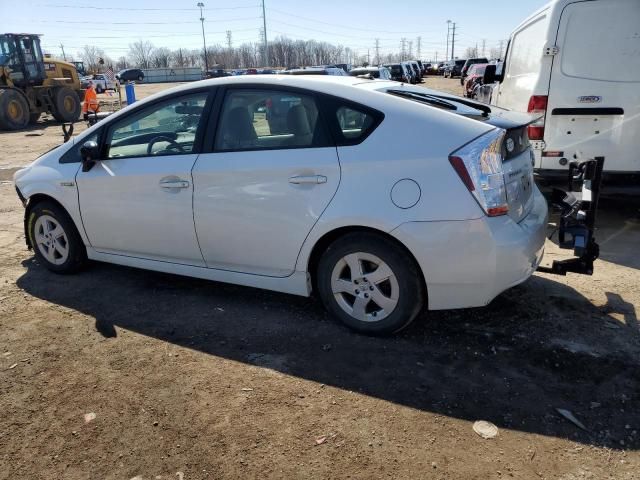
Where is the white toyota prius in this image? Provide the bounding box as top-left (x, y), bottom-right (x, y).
top-left (14, 75), bottom-right (550, 334)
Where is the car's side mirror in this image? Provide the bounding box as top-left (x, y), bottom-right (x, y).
top-left (80, 140), bottom-right (100, 172)
top-left (483, 64), bottom-right (497, 84)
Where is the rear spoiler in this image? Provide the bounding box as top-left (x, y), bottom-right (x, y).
top-left (537, 157), bottom-right (604, 276)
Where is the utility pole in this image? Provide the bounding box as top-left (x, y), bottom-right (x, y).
top-left (59, 43), bottom-right (66, 61)
top-left (197, 2), bottom-right (209, 72)
top-left (451, 22), bottom-right (456, 60)
top-left (367, 49), bottom-right (370, 65)
top-left (498, 39), bottom-right (505, 60)
top-left (226, 30), bottom-right (233, 49)
top-left (400, 38), bottom-right (406, 60)
top-left (261, 0), bottom-right (269, 66)
top-left (416, 36), bottom-right (421, 60)
top-left (435, 51), bottom-right (438, 62)
top-left (408, 40), bottom-right (413, 59)
top-left (481, 38), bottom-right (486, 57)
top-left (374, 38), bottom-right (380, 65)
top-left (445, 20), bottom-right (451, 61)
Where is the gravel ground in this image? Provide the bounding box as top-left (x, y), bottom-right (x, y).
top-left (1, 77), bottom-right (639, 480)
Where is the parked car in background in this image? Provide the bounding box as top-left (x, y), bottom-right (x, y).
top-left (460, 57), bottom-right (489, 85)
top-left (485, 0), bottom-right (639, 190)
top-left (444, 59), bottom-right (465, 78)
top-left (89, 74), bottom-right (118, 93)
top-left (409, 61), bottom-right (422, 82)
top-left (206, 67), bottom-right (230, 78)
top-left (463, 63), bottom-right (488, 98)
top-left (402, 61), bottom-right (416, 83)
top-left (14, 75), bottom-right (549, 335)
top-left (436, 62), bottom-right (446, 75)
top-left (116, 68), bottom-right (144, 83)
top-left (382, 63), bottom-right (407, 82)
top-left (282, 66), bottom-right (347, 76)
top-left (333, 63), bottom-right (352, 73)
top-left (348, 66), bottom-right (392, 80)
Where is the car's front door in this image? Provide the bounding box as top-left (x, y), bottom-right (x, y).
top-left (76, 90), bottom-right (211, 266)
top-left (192, 87), bottom-right (340, 277)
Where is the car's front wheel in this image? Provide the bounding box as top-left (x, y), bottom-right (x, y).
top-left (317, 233), bottom-right (424, 335)
top-left (27, 201), bottom-right (87, 273)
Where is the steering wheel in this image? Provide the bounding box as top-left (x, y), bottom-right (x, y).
top-left (146, 135), bottom-right (185, 155)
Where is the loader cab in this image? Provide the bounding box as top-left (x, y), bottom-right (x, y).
top-left (0, 33), bottom-right (46, 88)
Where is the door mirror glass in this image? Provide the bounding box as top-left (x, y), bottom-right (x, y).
top-left (483, 64), bottom-right (497, 85)
top-left (80, 140), bottom-right (99, 172)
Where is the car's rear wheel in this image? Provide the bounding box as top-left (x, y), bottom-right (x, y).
top-left (137, 75), bottom-right (143, 82)
top-left (317, 233), bottom-right (424, 335)
top-left (27, 201), bottom-right (87, 273)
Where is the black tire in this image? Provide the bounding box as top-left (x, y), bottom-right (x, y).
top-left (0, 88), bottom-right (30, 130)
top-left (95, 84), bottom-right (104, 94)
top-left (27, 200), bottom-right (87, 274)
top-left (316, 232), bottom-right (425, 335)
top-left (137, 75), bottom-right (144, 82)
top-left (51, 87), bottom-right (81, 122)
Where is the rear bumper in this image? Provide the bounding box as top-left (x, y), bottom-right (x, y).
top-left (392, 187), bottom-right (548, 310)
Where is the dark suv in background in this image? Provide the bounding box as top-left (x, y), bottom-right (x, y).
top-left (444, 59), bottom-right (465, 78)
top-left (116, 68), bottom-right (145, 82)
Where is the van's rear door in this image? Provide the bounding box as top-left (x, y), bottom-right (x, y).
top-left (543, 0), bottom-right (640, 172)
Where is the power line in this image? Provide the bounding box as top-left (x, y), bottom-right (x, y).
top-left (38, 3), bottom-right (260, 11)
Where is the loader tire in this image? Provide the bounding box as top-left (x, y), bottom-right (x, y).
top-left (51, 87), bottom-right (81, 122)
top-left (0, 89), bottom-right (30, 130)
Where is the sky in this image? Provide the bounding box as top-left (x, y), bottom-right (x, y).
top-left (0, 0), bottom-right (549, 62)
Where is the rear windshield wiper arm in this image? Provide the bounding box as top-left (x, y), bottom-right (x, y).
top-left (388, 90), bottom-right (457, 111)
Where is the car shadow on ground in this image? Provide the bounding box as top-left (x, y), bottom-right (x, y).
top-left (16, 256), bottom-right (640, 451)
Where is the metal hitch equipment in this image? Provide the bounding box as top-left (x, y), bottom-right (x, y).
top-left (537, 156), bottom-right (604, 276)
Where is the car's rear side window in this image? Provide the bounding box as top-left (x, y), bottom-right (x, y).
top-left (320, 97), bottom-right (383, 146)
top-left (214, 89), bottom-right (331, 151)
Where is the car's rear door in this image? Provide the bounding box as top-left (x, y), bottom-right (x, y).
top-left (542, 0), bottom-right (640, 172)
top-left (76, 90), bottom-right (212, 265)
top-left (192, 86), bottom-right (340, 277)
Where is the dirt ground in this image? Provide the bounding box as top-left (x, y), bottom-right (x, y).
top-left (1, 77), bottom-right (639, 480)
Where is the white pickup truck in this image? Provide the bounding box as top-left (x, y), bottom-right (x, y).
top-left (83, 74), bottom-right (118, 93)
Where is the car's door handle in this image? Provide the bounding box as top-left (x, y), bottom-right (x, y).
top-left (160, 179), bottom-right (190, 189)
top-left (288, 175), bottom-right (327, 185)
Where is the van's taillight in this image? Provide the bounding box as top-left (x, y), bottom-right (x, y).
top-left (527, 95), bottom-right (548, 140)
top-left (449, 129), bottom-right (509, 217)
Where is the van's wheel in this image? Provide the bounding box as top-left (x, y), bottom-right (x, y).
top-left (0, 89), bottom-right (30, 130)
top-left (27, 201), bottom-right (87, 274)
top-left (316, 233), bottom-right (424, 335)
top-left (51, 87), bottom-right (81, 122)
top-left (137, 75), bottom-right (143, 82)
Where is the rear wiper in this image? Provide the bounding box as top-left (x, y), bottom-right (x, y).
top-left (388, 90), bottom-right (457, 111)
top-left (427, 93), bottom-right (491, 116)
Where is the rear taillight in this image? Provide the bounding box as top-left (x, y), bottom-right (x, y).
top-left (527, 95), bottom-right (548, 140)
top-left (449, 129), bottom-right (509, 217)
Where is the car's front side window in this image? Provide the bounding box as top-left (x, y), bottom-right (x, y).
top-left (214, 89), bottom-right (330, 151)
top-left (105, 92), bottom-right (208, 159)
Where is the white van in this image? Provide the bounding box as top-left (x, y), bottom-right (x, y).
top-left (486, 0), bottom-right (640, 190)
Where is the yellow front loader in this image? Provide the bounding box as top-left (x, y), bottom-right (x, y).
top-left (0, 33), bottom-right (85, 130)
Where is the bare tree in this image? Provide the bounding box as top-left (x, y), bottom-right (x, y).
top-left (128, 40), bottom-right (155, 69)
top-left (116, 56), bottom-right (128, 70)
top-left (151, 47), bottom-right (171, 68)
top-left (78, 45), bottom-right (107, 74)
